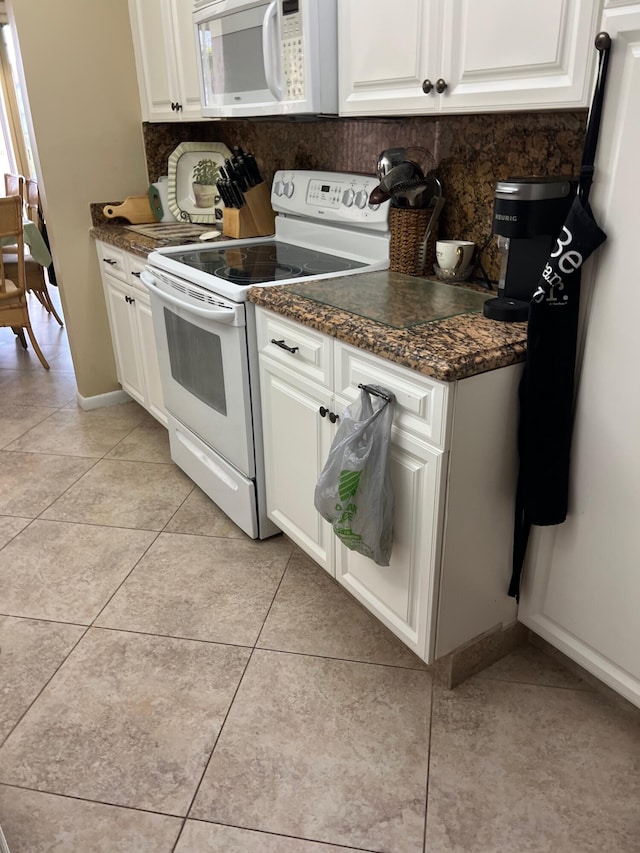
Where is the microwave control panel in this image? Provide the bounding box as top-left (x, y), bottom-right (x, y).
top-left (281, 1), bottom-right (305, 101)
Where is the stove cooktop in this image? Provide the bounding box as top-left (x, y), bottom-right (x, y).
top-left (166, 241), bottom-right (368, 287)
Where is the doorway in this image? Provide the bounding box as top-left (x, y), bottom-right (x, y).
top-left (0, 21), bottom-right (33, 179)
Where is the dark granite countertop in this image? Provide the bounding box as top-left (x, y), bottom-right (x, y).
top-left (248, 271), bottom-right (528, 382)
top-left (90, 220), bottom-right (218, 259)
top-left (90, 223), bottom-right (164, 259)
top-left (90, 222), bottom-right (527, 383)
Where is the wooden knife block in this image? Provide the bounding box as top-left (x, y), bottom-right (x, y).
top-left (222, 182), bottom-right (276, 239)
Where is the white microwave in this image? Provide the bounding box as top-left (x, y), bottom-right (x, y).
top-left (193, 0), bottom-right (337, 118)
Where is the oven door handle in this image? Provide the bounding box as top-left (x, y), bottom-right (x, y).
top-left (141, 270), bottom-right (239, 325)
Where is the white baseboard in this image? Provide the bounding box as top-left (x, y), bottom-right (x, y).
top-left (76, 389), bottom-right (131, 411)
top-left (520, 613), bottom-right (640, 710)
top-left (0, 823), bottom-right (10, 853)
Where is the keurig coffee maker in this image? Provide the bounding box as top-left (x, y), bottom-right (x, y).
top-left (483, 176), bottom-right (577, 322)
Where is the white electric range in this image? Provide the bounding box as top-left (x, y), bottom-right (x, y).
top-left (141, 170), bottom-right (390, 539)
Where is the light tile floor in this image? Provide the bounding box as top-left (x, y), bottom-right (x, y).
top-left (1, 291), bottom-right (639, 852)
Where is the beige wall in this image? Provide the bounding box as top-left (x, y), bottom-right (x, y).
top-left (8, 0), bottom-right (148, 397)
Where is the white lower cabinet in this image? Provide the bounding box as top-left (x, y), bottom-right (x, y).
top-left (103, 273), bottom-right (146, 407)
top-left (95, 242), bottom-right (167, 426)
top-left (257, 307), bottom-right (521, 663)
top-left (335, 430), bottom-right (444, 655)
top-left (259, 363), bottom-right (335, 573)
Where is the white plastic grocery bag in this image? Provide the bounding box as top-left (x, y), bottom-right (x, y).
top-left (314, 384), bottom-right (395, 566)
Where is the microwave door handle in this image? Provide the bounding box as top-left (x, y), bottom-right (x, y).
top-left (141, 270), bottom-right (239, 325)
top-left (262, 1), bottom-right (283, 101)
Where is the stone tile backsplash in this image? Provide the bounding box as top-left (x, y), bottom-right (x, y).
top-left (143, 111), bottom-right (586, 282)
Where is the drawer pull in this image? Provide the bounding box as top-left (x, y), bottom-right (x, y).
top-left (358, 383), bottom-right (394, 403)
top-left (131, 271), bottom-right (142, 278)
top-left (103, 258), bottom-right (117, 265)
top-left (271, 338), bottom-right (299, 354)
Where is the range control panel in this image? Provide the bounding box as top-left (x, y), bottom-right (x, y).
top-left (271, 170), bottom-right (390, 231)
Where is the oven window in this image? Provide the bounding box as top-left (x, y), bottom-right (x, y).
top-left (164, 309), bottom-right (227, 416)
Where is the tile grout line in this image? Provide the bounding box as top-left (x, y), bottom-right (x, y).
top-left (2, 778), bottom-right (381, 851)
top-left (0, 781), bottom-right (185, 820)
top-left (0, 407), bottom-right (164, 751)
top-left (0, 622), bottom-right (92, 752)
top-left (1, 515), bottom-right (167, 533)
top-left (0, 613), bottom-right (89, 630)
top-left (253, 641), bottom-right (430, 672)
top-left (475, 673), bottom-right (594, 692)
top-left (422, 679), bottom-right (436, 853)
top-left (170, 544), bottom-right (297, 852)
top-left (3, 448), bottom-right (177, 466)
top-left (170, 646), bottom-right (255, 853)
top-left (180, 817), bottom-right (382, 852)
top-left (87, 533), bottom-right (163, 631)
top-left (0, 518), bottom-right (37, 554)
top-left (0, 389), bottom-right (89, 750)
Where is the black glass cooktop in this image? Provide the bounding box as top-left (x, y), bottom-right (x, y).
top-left (167, 241), bottom-right (367, 286)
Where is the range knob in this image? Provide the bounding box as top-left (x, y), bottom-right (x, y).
top-left (342, 188), bottom-right (355, 207)
top-left (354, 189), bottom-right (368, 209)
top-left (274, 179), bottom-right (284, 197)
top-left (283, 180), bottom-right (295, 198)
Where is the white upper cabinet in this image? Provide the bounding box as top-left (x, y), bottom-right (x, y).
top-left (129, 0), bottom-right (202, 121)
top-left (339, 0), bottom-right (602, 116)
top-left (338, 0), bottom-right (442, 115)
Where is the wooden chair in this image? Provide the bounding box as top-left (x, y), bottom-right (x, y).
top-left (3, 174), bottom-right (63, 327)
top-left (0, 195), bottom-right (49, 369)
top-left (4, 173), bottom-right (24, 205)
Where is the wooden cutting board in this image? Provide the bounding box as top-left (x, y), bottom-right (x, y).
top-left (103, 195), bottom-right (158, 224)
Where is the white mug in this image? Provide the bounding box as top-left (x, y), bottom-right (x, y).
top-left (436, 240), bottom-right (475, 272)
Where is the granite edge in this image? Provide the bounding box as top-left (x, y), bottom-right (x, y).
top-left (248, 285), bottom-right (527, 382)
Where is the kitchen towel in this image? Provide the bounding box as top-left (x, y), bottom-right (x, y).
top-left (152, 176), bottom-right (176, 222)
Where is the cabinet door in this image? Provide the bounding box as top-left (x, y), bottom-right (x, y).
top-left (334, 420), bottom-right (445, 661)
top-left (103, 276), bottom-right (146, 407)
top-left (440, 0), bottom-right (600, 112)
top-left (338, 0), bottom-right (442, 116)
top-left (259, 356), bottom-right (335, 574)
top-left (129, 0), bottom-right (177, 120)
top-left (135, 295), bottom-right (168, 426)
top-left (169, 0), bottom-right (203, 120)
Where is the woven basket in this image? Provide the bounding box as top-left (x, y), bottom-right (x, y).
top-left (389, 207), bottom-right (438, 277)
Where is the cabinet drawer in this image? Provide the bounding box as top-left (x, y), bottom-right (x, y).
top-left (255, 309), bottom-right (333, 389)
top-left (97, 242), bottom-right (128, 282)
top-left (334, 341), bottom-right (450, 449)
top-left (128, 257), bottom-right (149, 298)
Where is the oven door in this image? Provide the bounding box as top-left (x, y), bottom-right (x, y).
top-left (194, 0), bottom-right (282, 117)
top-left (141, 269), bottom-right (255, 478)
